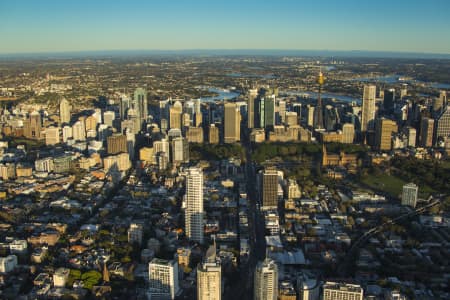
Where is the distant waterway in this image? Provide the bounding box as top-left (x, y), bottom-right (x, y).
top-left (354, 74), bottom-right (450, 89)
top-left (198, 87), bottom-right (240, 102)
top-left (226, 73), bottom-right (278, 79)
top-left (283, 90), bottom-right (360, 104)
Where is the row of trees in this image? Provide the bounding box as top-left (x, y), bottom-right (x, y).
top-left (391, 156), bottom-right (450, 194)
top-left (190, 143), bottom-right (244, 161)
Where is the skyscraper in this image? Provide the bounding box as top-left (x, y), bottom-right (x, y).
top-left (432, 91), bottom-right (447, 117)
top-left (262, 168), bottom-right (278, 208)
top-left (185, 167), bottom-right (204, 243)
top-left (361, 85), bottom-right (377, 132)
top-left (59, 98), bottom-right (71, 124)
top-left (107, 134), bottom-right (127, 154)
top-left (434, 105), bottom-right (450, 145)
top-left (419, 117), bottom-right (434, 147)
top-left (224, 102), bottom-right (241, 143)
top-left (264, 95), bottom-right (275, 129)
top-left (169, 101), bottom-right (183, 129)
top-left (148, 258), bottom-right (180, 300)
top-left (254, 258), bottom-right (278, 300)
top-left (119, 94), bottom-right (131, 120)
top-left (133, 87), bottom-right (148, 124)
top-left (383, 88), bottom-right (395, 113)
top-left (342, 123), bottom-right (355, 144)
top-left (197, 244), bottom-right (221, 300)
top-left (375, 118), bottom-right (397, 151)
top-left (45, 126), bottom-right (60, 145)
top-left (401, 183), bottom-right (418, 208)
top-left (247, 88), bottom-right (258, 129)
top-left (23, 111), bottom-right (42, 139)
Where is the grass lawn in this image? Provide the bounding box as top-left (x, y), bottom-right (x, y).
top-left (361, 174), bottom-right (407, 198)
top-left (361, 174), bottom-right (434, 199)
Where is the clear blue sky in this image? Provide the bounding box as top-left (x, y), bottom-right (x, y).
top-left (1, 0), bottom-right (449, 54)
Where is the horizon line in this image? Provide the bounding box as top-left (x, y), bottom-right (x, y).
top-left (1, 48), bottom-right (450, 59)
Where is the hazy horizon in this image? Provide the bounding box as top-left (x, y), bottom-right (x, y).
top-left (1, 0), bottom-right (450, 55)
top-left (2, 48), bottom-right (450, 60)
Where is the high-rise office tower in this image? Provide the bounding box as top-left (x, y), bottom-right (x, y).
top-left (293, 103), bottom-right (302, 124)
top-left (148, 258), bottom-right (180, 300)
top-left (45, 126), bottom-right (60, 145)
top-left (107, 134), bottom-right (127, 154)
top-left (209, 124), bottom-right (220, 144)
top-left (432, 90), bottom-right (447, 117)
top-left (262, 168), bottom-right (278, 208)
top-left (125, 128), bottom-right (135, 160)
top-left (85, 115), bottom-right (98, 132)
top-left (419, 117), bottom-right (434, 147)
top-left (285, 112), bottom-right (298, 126)
top-left (435, 105), bottom-right (450, 145)
top-left (342, 123), bottom-right (355, 144)
top-left (171, 137), bottom-right (189, 164)
top-left (405, 127), bottom-right (417, 147)
top-left (322, 282), bottom-right (363, 300)
top-left (383, 88), bottom-right (395, 113)
top-left (169, 101), bottom-right (183, 129)
top-left (254, 258), bottom-right (278, 300)
top-left (257, 97), bottom-right (266, 128)
top-left (185, 167), bottom-right (204, 243)
top-left (247, 88), bottom-right (258, 129)
top-left (324, 105), bottom-right (337, 131)
top-left (23, 111), bottom-right (42, 139)
top-left (72, 120), bottom-right (86, 141)
top-left (197, 244), bottom-right (221, 300)
top-left (133, 88), bottom-right (148, 124)
top-left (62, 125), bottom-right (73, 142)
top-left (103, 111), bottom-right (115, 128)
top-left (401, 182), bottom-right (418, 208)
top-left (119, 94), bottom-right (131, 120)
top-left (307, 105), bottom-right (315, 127)
top-left (264, 95), bottom-right (275, 129)
top-left (361, 85), bottom-right (377, 132)
top-left (375, 118), bottom-right (398, 151)
top-left (400, 84), bottom-right (408, 99)
top-left (59, 98), bottom-right (71, 124)
top-left (224, 102), bottom-right (241, 143)
top-left (277, 99), bottom-right (286, 124)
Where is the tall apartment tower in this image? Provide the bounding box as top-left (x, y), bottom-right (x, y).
top-left (185, 167), bottom-right (204, 243)
top-left (254, 258), bottom-right (278, 300)
top-left (197, 244), bottom-right (221, 300)
top-left (248, 88), bottom-right (258, 129)
top-left (361, 85), bottom-right (377, 132)
top-left (133, 88), bottom-right (148, 124)
top-left (323, 282), bottom-right (363, 300)
top-left (59, 98), bottom-right (71, 124)
top-left (148, 258), bottom-right (180, 300)
top-left (401, 182), bottom-right (418, 208)
top-left (262, 168), bottom-right (278, 208)
top-left (224, 102), bottom-right (241, 143)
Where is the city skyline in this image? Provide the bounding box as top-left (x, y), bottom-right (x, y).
top-left (1, 0), bottom-right (450, 54)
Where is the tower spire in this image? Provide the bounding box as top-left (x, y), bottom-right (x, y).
top-left (315, 68), bottom-right (325, 130)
